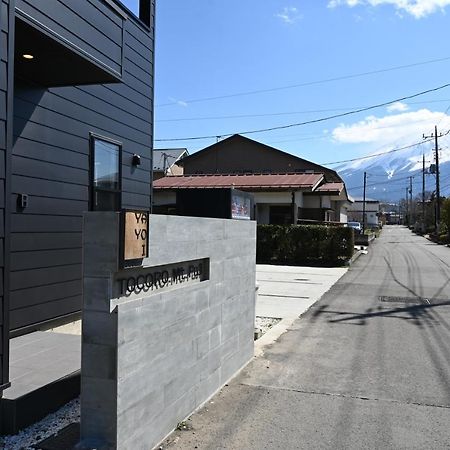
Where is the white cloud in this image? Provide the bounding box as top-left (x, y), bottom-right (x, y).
top-left (332, 108), bottom-right (450, 146)
top-left (387, 101), bottom-right (409, 112)
top-left (276, 6), bottom-right (303, 24)
top-left (327, 0), bottom-right (450, 18)
top-left (329, 0), bottom-right (360, 7)
top-left (169, 97), bottom-right (188, 107)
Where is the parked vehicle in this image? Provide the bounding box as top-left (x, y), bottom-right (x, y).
top-left (347, 221), bottom-right (362, 233)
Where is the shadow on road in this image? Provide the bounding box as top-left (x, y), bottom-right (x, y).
top-left (320, 301), bottom-right (450, 327)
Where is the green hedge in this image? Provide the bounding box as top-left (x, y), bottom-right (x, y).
top-left (257, 225), bottom-right (354, 266)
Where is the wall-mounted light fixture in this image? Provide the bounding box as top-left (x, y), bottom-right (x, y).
top-left (22, 54), bottom-right (34, 60)
top-left (132, 154), bottom-right (141, 166)
top-left (17, 193), bottom-right (29, 209)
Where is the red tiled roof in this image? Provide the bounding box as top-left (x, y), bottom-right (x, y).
top-left (153, 173), bottom-right (324, 190)
top-left (315, 182), bottom-right (344, 193)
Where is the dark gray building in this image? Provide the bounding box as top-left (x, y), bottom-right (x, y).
top-left (0, 0), bottom-right (155, 395)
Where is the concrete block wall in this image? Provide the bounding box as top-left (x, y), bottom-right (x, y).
top-left (79, 213), bottom-right (256, 449)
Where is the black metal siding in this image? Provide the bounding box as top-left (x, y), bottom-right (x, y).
top-left (0, 0), bottom-right (12, 392)
top-left (15, 0), bottom-right (124, 76)
top-left (0, 0), bottom-right (7, 390)
top-left (10, 1), bottom-right (154, 332)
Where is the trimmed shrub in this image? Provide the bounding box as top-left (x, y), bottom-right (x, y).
top-left (257, 224), bottom-right (354, 266)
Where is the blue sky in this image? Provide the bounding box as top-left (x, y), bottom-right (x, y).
top-left (122, 1), bottom-right (450, 172)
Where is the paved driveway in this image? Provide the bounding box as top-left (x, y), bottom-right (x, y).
top-left (255, 264), bottom-right (347, 354)
top-left (163, 226), bottom-right (450, 449)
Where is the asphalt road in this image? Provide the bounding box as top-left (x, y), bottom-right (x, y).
top-left (163, 226), bottom-right (450, 450)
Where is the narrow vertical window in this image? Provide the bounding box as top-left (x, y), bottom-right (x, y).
top-left (91, 136), bottom-right (121, 211)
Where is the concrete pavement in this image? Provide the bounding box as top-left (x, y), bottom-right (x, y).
top-left (255, 264), bottom-right (347, 356)
top-left (162, 226), bottom-right (450, 449)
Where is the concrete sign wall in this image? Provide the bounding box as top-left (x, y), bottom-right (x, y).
top-left (79, 213), bottom-right (256, 449)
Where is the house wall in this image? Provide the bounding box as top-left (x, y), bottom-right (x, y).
top-left (256, 204), bottom-right (270, 224)
top-left (252, 191), bottom-right (303, 225)
top-left (153, 191), bottom-right (176, 206)
top-left (153, 164), bottom-right (183, 181)
top-left (321, 196), bottom-right (331, 209)
top-left (9, 1), bottom-right (154, 332)
top-left (168, 163), bottom-right (183, 176)
top-left (303, 195), bottom-right (320, 208)
top-left (294, 191), bottom-right (303, 207)
top-left (0, 0), bottom-right (13, 392)
top-left (347, 211), bottom-right (378, 226)
top-left (348, 201), bottom-right (379, 226)
top-left (339, 203), bottom-right (349, 223)
top-left (252, 191), bottom-right (291, 204)
top-left (366, 212), bottom-right (378, 226)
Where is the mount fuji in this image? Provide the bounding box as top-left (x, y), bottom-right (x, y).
top-left (336, 145), bottom-right (450, 203)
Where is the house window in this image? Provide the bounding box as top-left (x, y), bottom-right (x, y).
top-left (118, 1), bottom-right (151, 27)
top-left (91, 135), bottom-right (121, 211)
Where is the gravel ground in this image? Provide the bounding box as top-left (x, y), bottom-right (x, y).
top-left (0, 398), bottom-right (80, 450)
top-left (255, 316), bottom-right (281, 337)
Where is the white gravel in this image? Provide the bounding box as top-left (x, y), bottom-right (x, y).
top-left (0, 398), bottom-right (80, 450)
top-left (255, 316), bottom-right (281, 337)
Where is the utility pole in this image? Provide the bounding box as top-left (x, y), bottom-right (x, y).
top-left (435, 126), bottom-right (441, 230)
top-left (422, 154), bottom-right (426, 232)
top-left (362, 171), bottom-right (367, 234)
top-left (409, 176), bottom-right (413, 225)
top-left (423, 126), bottom-right (443, 232)
top-left (405, 187), bottom-right (409, 226)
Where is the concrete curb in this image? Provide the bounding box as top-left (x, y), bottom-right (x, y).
top-left (346, 249), bottom-right (364, 266)
top-left (254, 317), bottom-right (296, 357)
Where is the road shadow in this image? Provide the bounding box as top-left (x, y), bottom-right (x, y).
top-left (321, 301), bottom-right (450, 327)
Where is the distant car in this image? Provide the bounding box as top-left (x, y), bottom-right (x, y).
top-left (347, 221), bottom-right (362, 233)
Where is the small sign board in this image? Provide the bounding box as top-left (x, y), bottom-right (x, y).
top-left (122, 210), bottom-right (149, 266)
top-left (231, 192), bottom-right (252, 220)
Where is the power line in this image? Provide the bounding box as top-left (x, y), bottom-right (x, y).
top-left (348, 174), bottom-right (423, 191)
top-left (263, 117), bottom-right (448, 147)
top-left (154, 83), bottom-right (450, 142)
top-left (156, 99), bottom-right (450, 123)
top-left (156, 56), bottom-right (450, 107)
top-left (322, 139), bottom-right (433, 166)
top-left (322, 127), bottom-right (450, 167)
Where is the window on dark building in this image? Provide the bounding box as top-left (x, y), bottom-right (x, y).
top-left (118, 1), bottom-right (151, 27)
top-left (91, 136), bottom-right (121, 211)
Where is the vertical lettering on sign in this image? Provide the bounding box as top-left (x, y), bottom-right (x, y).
top-left (124, 211), bottom-right (149, 262)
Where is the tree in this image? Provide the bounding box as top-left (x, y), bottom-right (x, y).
top-left (442, 197), bottom-right (450, 235)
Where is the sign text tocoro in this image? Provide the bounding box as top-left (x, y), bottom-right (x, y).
top-left (115, 258), bottom-right (209, 297)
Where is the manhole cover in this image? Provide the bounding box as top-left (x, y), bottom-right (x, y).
top-left (379, 296), bottom-right (425, 304)
top-left (34, 423), bottom-right (80, 450)
top-left (379, 296), bottom-right (450, 305)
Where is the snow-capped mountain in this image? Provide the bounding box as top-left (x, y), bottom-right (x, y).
top-left (336, 145), bottom-right (450, 202)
